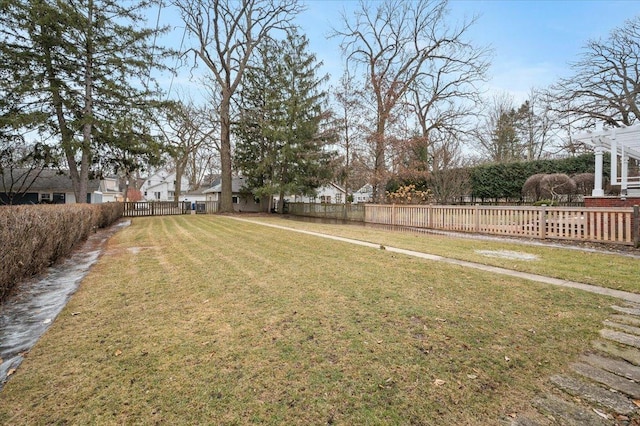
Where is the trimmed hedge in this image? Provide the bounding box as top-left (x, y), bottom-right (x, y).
top-left (469, 153), bottom-right (611, 201)
top-left (0, 203), bottom-right (124, 301)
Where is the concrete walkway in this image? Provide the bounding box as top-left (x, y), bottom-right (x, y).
top-left (233, 217), bottom-right (640, 304)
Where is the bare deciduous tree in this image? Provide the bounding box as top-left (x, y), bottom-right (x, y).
top-left (334, 0), bottom-right (478, 201)
top-left (517, 88), bottom-right (558, 160)
top-left (551, 16), bottom-right (640, 127)
top-left (332, 69), bottom-right (369, 204)
top-left (475, 93), bottom-right (523, 163)
top-left (175, 0), bottom-right (302, 212)
top-left (156, 100), bottom-right (217, 202)
top-left (409, 19), bottom-right (489, 162)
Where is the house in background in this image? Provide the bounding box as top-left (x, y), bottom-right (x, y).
top-left (203, 176), bottom-right (262, 212)
top-left (179, 188), bottom-right (207, 208)
top-left (293, 183), bottom-right (347, 204)
top-left (0, 168), bottom-right (116, 204)
top-left (100, 176), bottom-right (123, 202)
top-left (352, 184), bottom-right (373, 204)
top-left (140, 169), bottom-right (189, 201)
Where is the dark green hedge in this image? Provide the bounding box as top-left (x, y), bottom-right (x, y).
top-left (0, 203), bottom-right (124, 301)
top-left (469, 153), bottom-right (610, 201)
top-left (387, 153), bottom-right (610, 203)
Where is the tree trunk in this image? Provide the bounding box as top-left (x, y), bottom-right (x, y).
top-left (174, 156), bottom-right (188, 203)
top-left (372, 119), bottom-right (387, 203)
top-left (77, 0), bottom-right (94, 204)
top-left (278, 188), bottom-right (285, 214)
top-left (219, 93), bottom-right (233, 212)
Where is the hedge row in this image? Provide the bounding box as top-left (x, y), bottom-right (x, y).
top-left (469, 153), bottom-right (611, 201)
top-left (0, 203), bottom-right (124, 301)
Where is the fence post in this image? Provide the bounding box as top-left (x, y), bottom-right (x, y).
top-left (539, 206), bottom-right (546, 240)
top-left (634, 205), bottom-right (639, 248)
top-left (474, 204), bottom-right (480, 233)
top-left (391, 204), bottom-right (396, 226)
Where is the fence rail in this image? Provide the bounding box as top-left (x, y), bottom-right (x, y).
top-left (122, 201), bottom-right (220, 217)
top-left (123, 201), bottom-right (191, 217)
top-left (287, 203), bottom-right (639, 247)
top-left (287, 203), bottom-right (365, 221)
top-left (365, 204), bottom-right (639, 246)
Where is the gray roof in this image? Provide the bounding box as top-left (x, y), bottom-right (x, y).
top-left (203, 177), bottom-right (247, 194)
top-left (1, 168), bottom-right (100, 193)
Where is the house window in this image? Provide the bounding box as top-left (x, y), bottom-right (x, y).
top-left (335, 193), bottom-right (343, 204)
top-left (40, 193), bottom-right (51, 203)
top-left (154, 192), bottom-right (161, 200)
top-left (309, 196), bottom-right (316, 203)
top-left (320, 195), bottom-right (331, 203)
top-left (53, 193), bottom-right (65, 204)
top-left (232, 196), bottom-right (239, 204)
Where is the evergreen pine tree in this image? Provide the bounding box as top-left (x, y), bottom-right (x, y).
top-left (235, 31), bottom-right (336, 212)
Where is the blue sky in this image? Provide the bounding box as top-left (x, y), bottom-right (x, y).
top-left (296, 0), bottom-right (640, 102)
top-left (161, 0), bottom-right (640, 103)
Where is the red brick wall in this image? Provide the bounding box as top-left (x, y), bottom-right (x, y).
top-left (584, 197), bottom-right (640, 208)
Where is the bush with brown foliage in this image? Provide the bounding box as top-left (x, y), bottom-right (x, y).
top-left (386, 184), bottom-right (433, 204)
top-left (540, 173), bottom-right (577, 201)
top-left (522, 173), bottom-right (546, 201)
top-left (0, 203), bottom-right (123, 301)
top-left (572, 173), bottom-right (595, 196)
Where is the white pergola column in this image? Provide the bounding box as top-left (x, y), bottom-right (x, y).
top-left (592, 146), bottom-right (605, 196)
top-left (621, 151), bottom-right (629, 195)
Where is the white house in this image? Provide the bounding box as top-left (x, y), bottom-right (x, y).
top-left (352, 184), bottom-right (373, 204)
top-left (140, 169), bottom-right (189, 201)
top-left (293, 183), bottom-right (347, 204)
top-left (99, 176), bottom-right (123, 202)
top-left (203, 176), bottom-right (263, 212)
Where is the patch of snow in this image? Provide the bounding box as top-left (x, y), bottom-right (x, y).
top-left (475, 250), bottom-right (539, 261)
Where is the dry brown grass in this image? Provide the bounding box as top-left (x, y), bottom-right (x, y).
top-left (0, 215), bottom-right (615, 425)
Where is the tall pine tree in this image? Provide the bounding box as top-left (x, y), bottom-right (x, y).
top-left (235, 31), bottom-right (336, 212)
top-left (0, 0), bottom-right (170, 202)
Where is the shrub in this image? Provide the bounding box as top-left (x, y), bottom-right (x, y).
top-left (0, 203), bottom-right (123, 301)
top-left (540, 173), bottom-right (577, 202)
top-left (386, 184), bottom-right (433, 204)
top-left (522, 173), bottom-right (545, 201)
top-left (573, 173), bottom-right (595, 196)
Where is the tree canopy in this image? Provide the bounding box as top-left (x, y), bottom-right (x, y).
top-left (0, 0), bottom-right (170, 202)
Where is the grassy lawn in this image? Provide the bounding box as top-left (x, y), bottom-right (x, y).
top-left (249, 215), bottom-right (640, 294)
top-left (0, 215), bottom-right (622, 424)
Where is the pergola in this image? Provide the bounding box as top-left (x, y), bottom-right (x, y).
top-left (572, 123), bottom-right (640, 196)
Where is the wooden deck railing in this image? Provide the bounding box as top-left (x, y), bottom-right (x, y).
top-left (123, 201), bottom-right (191, 217)
top-left (364, 204), bottom-right (640, 246)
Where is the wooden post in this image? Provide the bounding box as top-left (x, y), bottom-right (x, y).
top-left (539, 206), bottom-right (546, 240)
top-left (634, 205), bottom-right (639, 248)
top-left (474, 204), bottom-right (480, 233)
